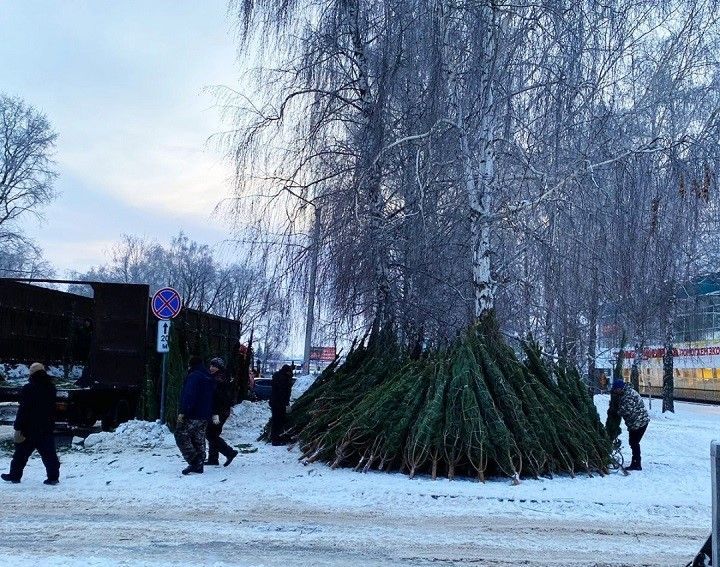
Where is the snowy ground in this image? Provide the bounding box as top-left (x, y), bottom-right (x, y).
top-left (0, 380), bottom-right (716, 566)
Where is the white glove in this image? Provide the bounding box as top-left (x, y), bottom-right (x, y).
top-left (14, 430), bottom-right (25, 444)
top-left (177, 414), bottom-right (184, 424)
top-left (212, 415), bottom-right (220, 425)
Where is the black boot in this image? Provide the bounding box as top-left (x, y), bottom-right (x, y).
top-left (224, 449), bottom-right (239, 467)
top-left (43, 479), bottom-right (59, 485)
top-left (626, 457), bottom-right (642, 471)
top-left (204, 459), bottom-right (220, 466)
top-left (1, 473), bottom-right (20, 483)
top-left (181, 464), bottom-right (204, 475)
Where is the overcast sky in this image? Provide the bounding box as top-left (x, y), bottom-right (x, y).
top-left (1, 0), bottom-right (241, 274)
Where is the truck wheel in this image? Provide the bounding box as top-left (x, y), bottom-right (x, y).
top-left (115, 399), bottom-right (131, 425)
top-left (101, 414), bottom-right (116, 432)
top-left (77, 409), bottom-right (96, 428)
top-left (101, 399), bottom-right (131, 432)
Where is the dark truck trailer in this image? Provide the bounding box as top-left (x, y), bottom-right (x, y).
top-left (0, 279), bottom-right (243, 431)
top-left (0, 280), bottom-right (148, 431)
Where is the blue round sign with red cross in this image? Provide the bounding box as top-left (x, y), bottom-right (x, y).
top-left (151, 287), bottom-right (182, 319)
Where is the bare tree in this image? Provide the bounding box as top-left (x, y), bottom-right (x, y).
top-left (70, 232), bottom-right (289, 354)
top-left (0, 96), bottom-right (57, 234)
top-left (224, 0), bottom-right (720, 360)
top-left (0, 94), bottom-right (57, 275)
top-left (0, 238), bottom-right (54, 278)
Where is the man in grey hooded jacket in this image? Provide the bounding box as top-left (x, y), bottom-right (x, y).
top-left (609, 378), bottom-right (650, 471)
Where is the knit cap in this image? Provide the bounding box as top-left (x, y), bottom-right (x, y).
top-left (29, 362), bottom-right (45, 375)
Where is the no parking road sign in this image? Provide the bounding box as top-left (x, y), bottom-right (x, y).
top-left (153, 287), bottom-right (182, 425)
top-left (151, 287), bottom-right (182, 319)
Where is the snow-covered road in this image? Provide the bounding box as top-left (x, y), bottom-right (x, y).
top-left (0, 496), bottom-right (704, 566)
top-left (0, 390), bottom-right (715, 566)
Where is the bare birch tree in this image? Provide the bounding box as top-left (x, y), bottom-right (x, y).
top-left (0, 94), bottom-right (57, 275)
top-left (223, 0), bottom-right (720, 358)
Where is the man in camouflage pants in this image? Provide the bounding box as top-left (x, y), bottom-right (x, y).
top-left (609, 378), bottom-right (650, 471)
top-left (175, 356), bottom-right (215, 475)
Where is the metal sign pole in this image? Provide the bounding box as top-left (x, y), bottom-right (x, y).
top-left (302, 206), bottom-right (322, 374)
top-left (713, 440), bottom-right (719, 566)
top-left (151, 288), bottom-right (181, 425)
top-left (155, 318), bottom-right (172, 424)
top-left (160, 352), bottom-right (168, 424)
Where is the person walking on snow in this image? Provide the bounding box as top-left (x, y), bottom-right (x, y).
top-left (270, 364), bottom-right (294, 446)
top-left (608, 378), bottom-right (650, 470)
top-left (175, 356), bottom-right (215, 475)
top-left (236, 342), bottom-right (253, 402)
top-left (2, 363), bottom-right (60, 485)
top-left (205, 357), bottom-right (238, 467)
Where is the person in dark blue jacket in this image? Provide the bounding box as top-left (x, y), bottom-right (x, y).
top-left (174, 356), bottom-right (215, 475)
top-left (2, 363), bottom-right (60, 485)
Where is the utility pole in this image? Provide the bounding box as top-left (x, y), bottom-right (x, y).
top-left (303, 206), bottom-right (322, 374)
top-left (713, 440), bottom-right (720, 566)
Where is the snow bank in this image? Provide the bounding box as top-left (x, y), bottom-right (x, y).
top-left (82, 403), bottom-right (270, 453)
top-left (0, 363), bottom-right (83, 384)
top-left (224, 400), bottom-right (271, 434)
top-left (0, 363), bottom-right (28, 381)
top-left (215, 373), bottom-right (316, 441)
top-left (292, 373), bottom-right (317, 399)
top-left (48, 365), bottom-right (84, 380)
top-left (84, 420), bottom-right (175, 451)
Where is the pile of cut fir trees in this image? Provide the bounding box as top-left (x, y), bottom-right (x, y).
top-left (275, 316), bottom-right (612, 482)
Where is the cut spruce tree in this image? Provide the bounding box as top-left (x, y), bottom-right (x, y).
top-left (270, 315), bottom-right (612, 481)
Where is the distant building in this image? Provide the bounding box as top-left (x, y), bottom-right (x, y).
top-left (597, 273), bottom-right (720, 402)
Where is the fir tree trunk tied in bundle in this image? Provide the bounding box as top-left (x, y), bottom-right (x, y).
top-left (272, 314), bottom-right (612, 482)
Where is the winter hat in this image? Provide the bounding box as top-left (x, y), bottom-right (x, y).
top-left (209, 357), bottom-right (225, 369)
top-left (29, 362), bottom-right (45, 375)
top-left (280, 364), bottom-right (293, 374)
top-left (611, 378), bottom-right (625, 391)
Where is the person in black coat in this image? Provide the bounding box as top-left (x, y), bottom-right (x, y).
top-left (2, 363), bottom-right (60, 485)
top-left (205, 357), bottom-right (238, 467)
top-left (269, 364), bottom-right (294, 446)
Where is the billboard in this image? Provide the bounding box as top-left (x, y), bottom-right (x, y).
top-left (309, 346), bottom-right (336, 362)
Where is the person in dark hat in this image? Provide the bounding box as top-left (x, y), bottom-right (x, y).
top-left (2, 363), bottom-right (60, 485)
top-left (608, 378), bottom-right (650, 471)
top-left (269, 364), bottom-right (294, 445)
top-left (174, 356), bottom-right (215, 475)
top-left (234, 342), bottom-right (253, 402)
top-left (205, 357), bottom-right (238, 467)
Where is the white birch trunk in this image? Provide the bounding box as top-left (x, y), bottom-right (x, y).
top-left (347, 0), bottom-right (390, 330)
top-left (465, 126), bottom-right (495, 320)
top-left (453, 3), bottom-right (497, 322)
